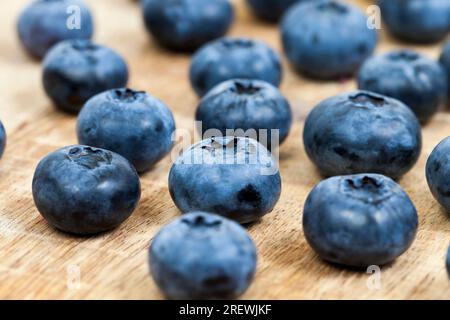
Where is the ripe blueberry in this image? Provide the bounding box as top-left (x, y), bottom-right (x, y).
top-left (440, 42), bottom-right (450, 97)
top-left (358, 50), bottom-right (448, 123)
top-left (303, 91), bottom-right (422, 179)
top-left (77, 88), bottom-right (176, 173)
top-left (190, 37), bottom-right (282, 97)
top-left (169, 136), bottom-right (281, 224)
top-left (303, 174), bottom-right (418, 267)
top-left (246, 0), bottom-right (304, 22)
top-left (149, 212), bottom-right (257, 300)
top-left (281, 0), bottom-right (377, 79)
top-left (32, 145), bottom-right (141, 235)
top-left (195, 79), bottom-right (292, 149)
top-left (17, 0), bottom-right (94, 59)
top-left (43, 39), bottom-right (128, 113)
top-left (0, 121), bottom-right (5, 159)
top-left (425, 137), bottom-right (450, 212)
top-left (378, 0), bottom-right (450, 44)
top-left (142, 0), bottom-right (234, 51)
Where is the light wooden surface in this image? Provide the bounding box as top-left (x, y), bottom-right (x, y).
top-left (0, 0), bottom-right (449, 299)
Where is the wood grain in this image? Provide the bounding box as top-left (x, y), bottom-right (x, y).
top-left (0, 0), bottom-right (449, 299)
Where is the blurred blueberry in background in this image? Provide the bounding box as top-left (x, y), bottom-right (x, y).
top-left (196, 79), bottom-right (292, 149)
top-left (378, 0), bottom-right (450, 44)
top-left (142, 0), bottom-right (234, 51)
top-left (77, 88), bottom-right (176, 173)
top-left (190, 37), bottom-right (282, 97)
top-left (43, 39), bottom-right (128, 113)
top-left (440, 42), bottom-right (450, 98)
top-left (246, 0), bottom-right (305, 23)
top-left (358, 50), bottom-right (448, 123)
top-left (0, 121), bottom-right (6, 159)
top-left (281, 0), bottom-right (377, 79)
top-left (18, 0), bottom-right (94, 59)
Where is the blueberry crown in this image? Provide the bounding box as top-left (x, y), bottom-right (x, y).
top-left (231, 81), bottom-right (261, 95)
top-left (316, 1), bottom-right (348, 14)
top-left (349, 92), bottom-right (386, 108)
top-left (340, 175), bottom-right (392, 204)
top-left (387, 50), bottom-right (420, 62)
top-left (220, 38), bottom-right (254, 49)
top-left (66, 146), bottom-right (112, 169)
top-left (71, 40), bottom-right (98, 53)
top-left (181, 214), bottom-right (222, 228)
top-left (110, 88), bottom-right (146, 103)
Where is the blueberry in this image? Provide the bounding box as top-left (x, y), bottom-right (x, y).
top-left (142, 0), bottom-right (234, 51)
top-left (0, 121), bottom-right (6, 159)
top-left (17, 0), bottom-right (94, 59)
top-left (43, 39), bottom-right (128, 113)
top-left (169, 136), bottom-right (281, 224)
top-left (195, 79), bottom-right (292, 149)
top-left (149, 212), bottom-right (257, 300)
top-left (303, 91), bottom-right (422, 179)
top-left (281, 0), bottom-right (377, 79)
top-left (447, 247), bottom-right (450, 278)
top-left (425, 137), bottom-right (450, 212)
top-left (378, 0), bottom-right (450, 44)
top-left (303, 174), bottom-right (418, 267)
top-left (440, 42), bottom-right (450, 97)
top-left (190, 37), bottom-right (282, 97)
top-left (77, 88), bottom-right (176, 173)
top-left (358, 50), bottom-right (448, 123)
top-left (246, 0), bottom-right (304, 22)
top-left (32, 145), bottom-right (141, 235)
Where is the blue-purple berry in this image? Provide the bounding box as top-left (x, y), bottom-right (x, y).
top-left (150, 212), bottom-right (257, 299)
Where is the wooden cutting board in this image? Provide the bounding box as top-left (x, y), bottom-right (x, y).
top-left (0, 0), bottom-right (448, 299)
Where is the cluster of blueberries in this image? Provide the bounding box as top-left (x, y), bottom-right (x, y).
top-left (9, 0), bottom-right (450, 299)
